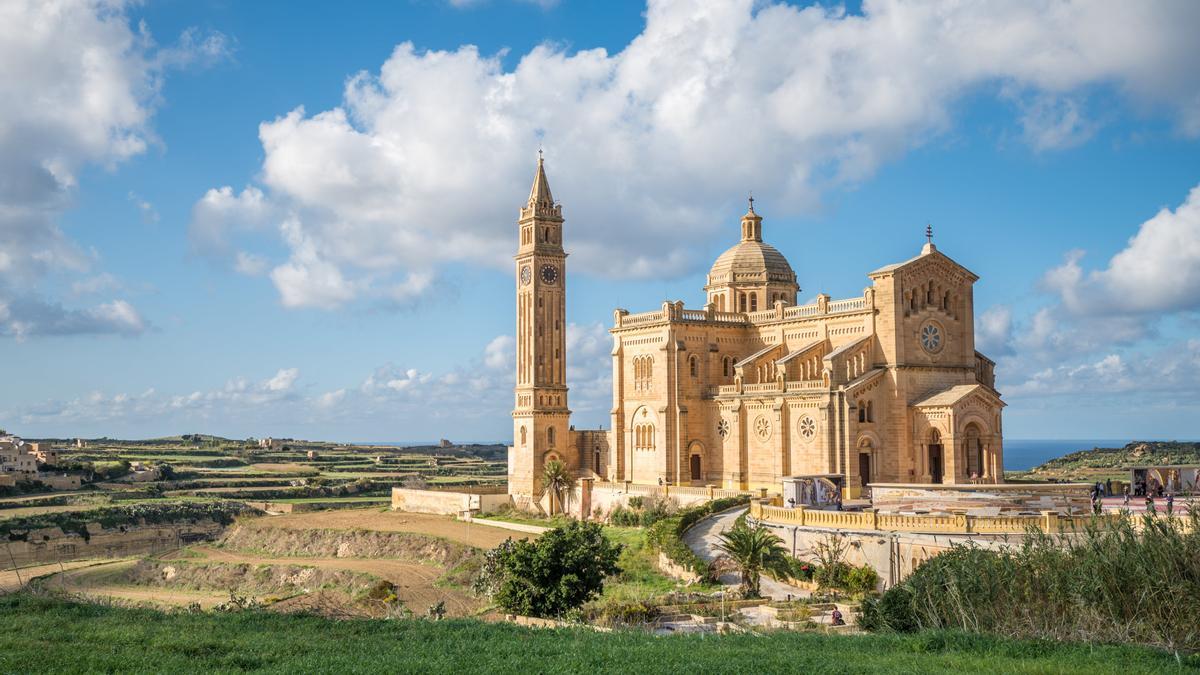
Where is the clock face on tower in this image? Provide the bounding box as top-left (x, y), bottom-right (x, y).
top-left (540, 264), bottom-right (559, 284)
top-left (520, 266), bottom-right (531, 285)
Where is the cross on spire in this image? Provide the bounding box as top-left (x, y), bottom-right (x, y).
top-left (748, 192), bottom-right (755, 213)
top-left (925, 223), bottom-right (933, 244)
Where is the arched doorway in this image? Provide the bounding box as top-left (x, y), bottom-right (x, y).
top-left (690, 454), bottom-right (702, 483)
top-left (928, 429), bottom-right (943, 484)
top-left (857, 437), bottom-right (874, 493)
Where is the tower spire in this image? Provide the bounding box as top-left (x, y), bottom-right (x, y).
top-left (527, 151), bottom-right (554, 208)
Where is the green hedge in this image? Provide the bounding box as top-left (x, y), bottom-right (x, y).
top-left (646, 496), bottom-right (750, 580)
top-left (0, 500), bottom-right (258, 542)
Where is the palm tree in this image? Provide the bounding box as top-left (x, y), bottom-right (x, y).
top-left (716, 521), bottom-right (791, 598)
top-left (540, 459), bottom-right (576, 515)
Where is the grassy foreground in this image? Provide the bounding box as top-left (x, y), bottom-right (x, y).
top-left (0, 595), bottom-right (1194, 674)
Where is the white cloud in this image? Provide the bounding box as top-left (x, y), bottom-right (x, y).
top-left (198, 0), bottom-right (1200, 310)
top-left (1045, 183), bottom-right (1200, 316)
top-left (265, 368), bottom-right (300, 392)
top-left (0, 297), bottom-right (147, 340)
top-left (483, 335), bottom-right (515, 370)
top-left (234, 251), bottom-right (269, 276)
top-left (189, 186), bottom-right (274, 256)
top-left (71, 273), bottom-right (122, 296)
top-left (0, 1), bottom-right (231, 338)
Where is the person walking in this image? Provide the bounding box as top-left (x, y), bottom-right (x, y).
top-left (1123, 485), bottom-right (1131, 507)
top-left (1166, 492), bottom-right (1175, 516)
top-left (1146, 494), bottom-right (1156, 515)
top-left (1106, 478), bottom-right (1113, 497)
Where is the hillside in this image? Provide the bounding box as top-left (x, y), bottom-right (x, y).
top-left (0, 595), bottom-right (1192, 674)
top-left (1023, 441), bottom-right (1200, 482)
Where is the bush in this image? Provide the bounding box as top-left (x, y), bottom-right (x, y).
top-left (475, 520), bottom-right (622, 618)
top-left (845, 564), bottom-right (879, 595)
top-left (0, 500), bottom-right (258, 542)
top-left (861, 511), bottom-right (1200, 652)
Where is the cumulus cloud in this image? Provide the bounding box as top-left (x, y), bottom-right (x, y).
top-left (1044, 183), bottom-right (1200, 316)
top-left (195, 0), bottom-right (1200, 310)
top-left (0, 297), bottom-right (147, 340)
top-left (0, 0), bottom-right (230, 339)
top-left (1006, 340), bottom-right (1200, 398)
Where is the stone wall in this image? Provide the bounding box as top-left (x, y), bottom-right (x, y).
top-left (390, 487), bottom-right (512, 515)
top-left (1, 520), bottom-right (225, 569)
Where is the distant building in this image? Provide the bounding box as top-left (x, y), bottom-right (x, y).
top-left (258, 437), bottom-right (285, 451)
top-left (439, 439), bottom-right (454, 448)
top-left (306, 450), bottom-right (319, 460)
top-left (1, 437), bottom-right (80, 490)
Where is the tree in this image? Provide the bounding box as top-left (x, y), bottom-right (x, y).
top-left (716, 521), bottom-right (791, 598)
top-left (475, 520), bottom-right (622, 618)
top-left (540, 459), bottom-right (576, 515)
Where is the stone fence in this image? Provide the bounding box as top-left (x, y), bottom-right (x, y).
top-left (749, 501), bottom-right (1121, 535)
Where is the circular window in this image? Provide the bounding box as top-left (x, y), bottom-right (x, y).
top-left (717, 419), bottom-right (730, 438)
top-left (754, 415), bottom-right (772, 441)
top-left (920, 321), bottom-right (943, 354)
top-left (798, 415), bottom-right (816, 442)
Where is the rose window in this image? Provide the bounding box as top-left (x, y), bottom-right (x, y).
top-left (754, 415), bottom-right (771, 441)
top-left (717, 419), bottom-right (730, 438)
top-left (798, 415), bottom-right (816, 440)
top-left (920, 323), bottom-right (942, 353)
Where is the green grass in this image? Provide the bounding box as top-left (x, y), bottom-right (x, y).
top-left (599, 526), bottom-right (718, 600)
top-left (0, 594), bottom-right (1192, 673)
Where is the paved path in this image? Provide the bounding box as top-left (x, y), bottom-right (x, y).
top-left (683, 506), bottom-right (809, 602)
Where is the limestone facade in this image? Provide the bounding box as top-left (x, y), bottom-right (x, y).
top-left (507, 159), bottom-right (1005, 499)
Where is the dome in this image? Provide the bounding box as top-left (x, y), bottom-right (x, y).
top-left (707, 240), bottom-right (796, 286)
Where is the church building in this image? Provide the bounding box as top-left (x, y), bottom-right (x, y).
top-left (508, 156), bottom-right (1005, 500)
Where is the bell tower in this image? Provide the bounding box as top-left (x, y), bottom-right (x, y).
top-left (510, 152), bottom-right (571, 499)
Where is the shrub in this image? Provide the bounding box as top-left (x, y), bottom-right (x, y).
top-left (0, 501), bottom-right (257, 542)
top-left (845, 564), bottom-right (879, 595)
top-left (861, 511), bottom-right (1200, 652)
top-left (475, 521), bottom-right (622, 618)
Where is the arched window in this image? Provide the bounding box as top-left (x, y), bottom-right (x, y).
top-left (689, 355), bottom-right (699, 377)
top-left (943, 291), bottom-right (950, 311)
top-left (750, 293), bottom-right (758, 312)
top-left (739, 293), bottom-right (747, 312)
top-left (547, 427), bottom-right (556, 447)
top-left (519, 426), bottom-right (527, 446)
top-left (867, 400), bottom-right (874, 423)
top-left (964, 423), bottom-right (983, 479)
top-left (722, 356), bottom-right (732, 378)
top-left (858, 401), bottom-right (866, 423)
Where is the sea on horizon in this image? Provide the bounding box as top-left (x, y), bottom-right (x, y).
top-left (1003, 439), bottom-right (1133, 472)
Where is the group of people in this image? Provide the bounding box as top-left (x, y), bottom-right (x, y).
top-left (1094, 480), bottom-right (1179, 515)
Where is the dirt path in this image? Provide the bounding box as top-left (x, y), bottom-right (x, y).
top-left (162, 546), bottom-right (479, 616)
top-left (0, 559), bottom-right (112, 592)
top-left (244, 510), bottom-right (531, 549)
top-left (684, 506), bottom-right (809, 601)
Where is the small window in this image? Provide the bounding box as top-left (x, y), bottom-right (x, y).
top-left (750, 294), bottom-right (758, 312)
top-left (547, 427), bottom-right (556, 447)
top-left (689, 355), bottom-right (699, 377)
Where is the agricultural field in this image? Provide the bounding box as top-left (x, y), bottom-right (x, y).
top-left (24, 508), bottom-right (535, 619)
top-left (1, 434), bottom-right (507, 515)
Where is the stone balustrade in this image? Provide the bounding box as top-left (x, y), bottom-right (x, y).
top-left (749, 501), bottom-right (1127, 535)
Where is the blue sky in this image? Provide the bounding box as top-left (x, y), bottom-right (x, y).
top-left (2, 0), bottom-right (1199, 443)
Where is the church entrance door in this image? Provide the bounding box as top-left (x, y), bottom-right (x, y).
top-left (858, 452), bottom-right (871, 491)
top-left (689, 454), bottom-right (702, 483)
top-left (929, 445), bottom-right (943, 484)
